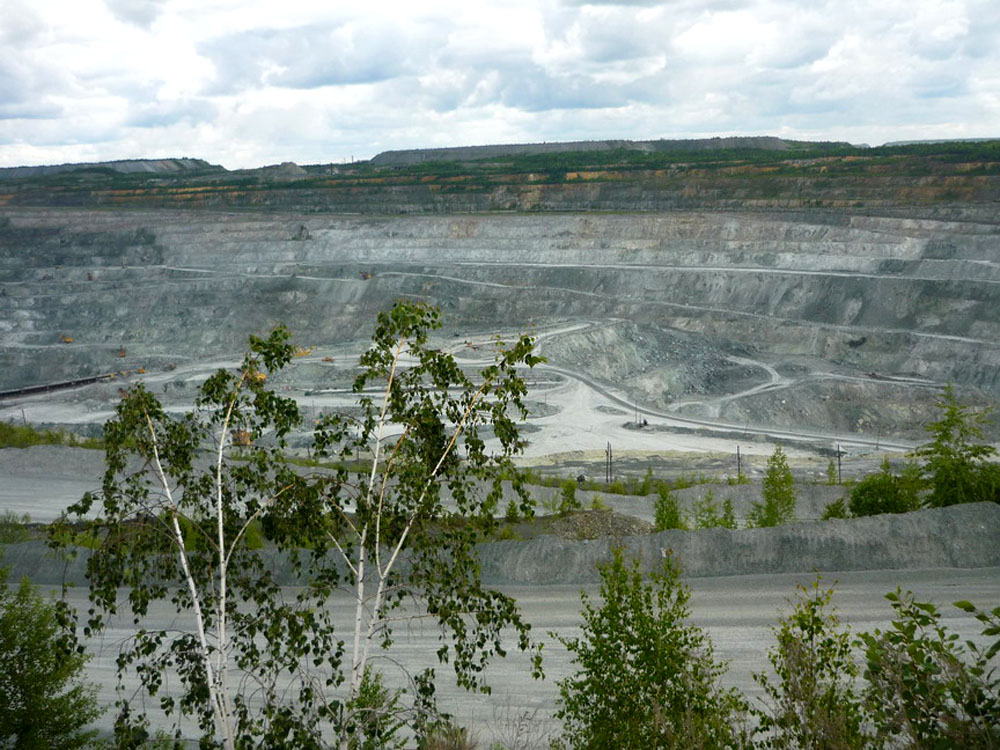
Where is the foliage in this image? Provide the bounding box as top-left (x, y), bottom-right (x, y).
top-left (748, 446), bottom-right (796, 528)
top-left (720, 498), bottom-right (737, 530)
top-left (422, 722), bottom-right (478, 750)
top-left (487, 700), bottom-right (555, 750)
top-left (515, 468), bottom-right (715, 498)
top-left (820, 499), bottom-right (849, 520)
top-left (554, 548), bottom-right (747, 749)
top-left (57, 302), bottom-right (544, 748)
top-left (346, 667), bottom-right (405, 750)
top-left (753, 578), bottom-right (878, 750)
top-left (860, 589), bottom-right (1000, 748)
top-left (826, 459), bottom-right (838, 486)
top-left (0, 570), bottom-right (101, 749)
top-left (653, 486), bottom-right (685, 531)
top-left (0, 510), bottom-right (33, 544)
top-left (913, 384), bottom-right (998, 507)
top-left (588, 495), bottom-right (609, 511)
top-left (692, 489), bottom-right (721, 529)
top-left (0, 420), bottom-right (102, 450)
top-left (848, 459), bottom-right (923, 517)
top-left (559, 480), bottom-right (581, 515)
top-left (690, 490), bottom-right (737, 530)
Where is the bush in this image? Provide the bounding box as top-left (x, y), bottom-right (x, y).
top-left (690, 490), bottom-right (737, 529)
top-left (748, 446), bottom-right (796, 528)
top-left (0, 571), bottom-right (101, 748)
top-left (653, 486), bottom-right (685, 531)
top-left (860, 590), bottom-right (1000, 748)
top-left (589, 495), bottom-right (609, 511)
top-left (555, 548), bottom-right (747, 749)
top-left (559, 480), bottom-right (581, 515)
top-left (821, 499), bottom-right (849, 520)
top-left (754, 578), bottom-right (878, 749)
top-left (348, 666), bottom-right (406, 750)
top-left (848, 459), bottom-right (922, 517)
top-left (0, 420), bottom-right (102, 450)
top-left (826, 459), bottom-right (838, 486)
top-left (720, 498), bottom-right (737, 530)
top-left (0, 511), bottom-right (33, 544)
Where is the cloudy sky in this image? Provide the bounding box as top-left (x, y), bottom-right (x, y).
top-left (1, 0), bottom-right (997, 169)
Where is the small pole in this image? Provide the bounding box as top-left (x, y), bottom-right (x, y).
top-left (21, 407), bottom-right (28, 427)
top-left (737, 445), bottom-right (742, 481)
top-left (837, 443), bottom-right (842, 484)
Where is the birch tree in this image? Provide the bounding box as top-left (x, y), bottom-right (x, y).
top-left (61, 301), bottom-right (542, 748)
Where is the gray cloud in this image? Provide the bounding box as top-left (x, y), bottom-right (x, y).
top-left (200, 20), bottom-right (442, 93)
top-left (104, 0), bottom-right (168, 28)
top-left (126, 98), bottom-right (217, 128)
top-left (1, 0), bottom-right (998, 168)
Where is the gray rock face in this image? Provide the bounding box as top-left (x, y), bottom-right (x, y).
top-left (476, 502), bottom-right (1000, 584)
top-left (10, 502), bottom-right (998, 586)
top-left (1, 207), bottom-right (998, 439)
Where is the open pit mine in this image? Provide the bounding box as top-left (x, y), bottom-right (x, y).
top-left (1, 138), bottom-right (999, 742)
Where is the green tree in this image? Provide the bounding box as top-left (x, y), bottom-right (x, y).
top-left (754, 578), bottom-right (878, 750)
top-left (748, 446), bottom-right (796, 528)
top-left (848, 459), bottom-right (922, 517)
top-left (559, 480), bottom-right (581, 515)
top-left (720, 498), bottom-right (737, 530)
top-left (913, 384), bottom-right (998, 507)
top-left (0, 570), bottom-right (101, 749)
top-left (826, 459), bottom-right (838, 486)
top-left (59, 302), bottom-right (543, 748)
top-left (692, 489), bottom-right (722, 529)
top-left (653, 486), bottom-right (685, 531)
top-left (554, 549), bottom-right (747, 749)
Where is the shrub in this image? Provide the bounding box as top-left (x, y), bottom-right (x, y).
top-left (754, 578), bottom-right (878, 749)
top-left (748, 446), bottom-right (796, 528)
top-left (554, 549), bottom-right (748, 749)
top-left (821, 499), bottom-right (849, 520)
top-left (720, 498), bottom-right (737, 530)
top-left (653, 486), bottom-right (685, 531)
top-left (0, 511), bottom-right (33, 544)
top-left (589, 495), bottom-right (609, 511)
top-left (347, 666), bottom-right (406, 750)
top-left (860, 589), bottom-right (1000, 748)
top-left (0, 420), bottom-right (101, 450)
top-left (559, 480), bottom-right (581, 515)
top-left (848, 459), bottom-right (922, 517)
top-left (691, 490), bottom-right (736, 529)
top-left (692, 489), bottom-right (721, 529)
top-left (423, 722), bottom-right (478, 750)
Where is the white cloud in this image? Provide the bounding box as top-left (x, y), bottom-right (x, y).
top-left (0, 0), bottom-right (997, 168)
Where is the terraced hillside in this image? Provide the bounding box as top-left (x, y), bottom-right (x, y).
top-left (2, 203), bottom-right (998, 443)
